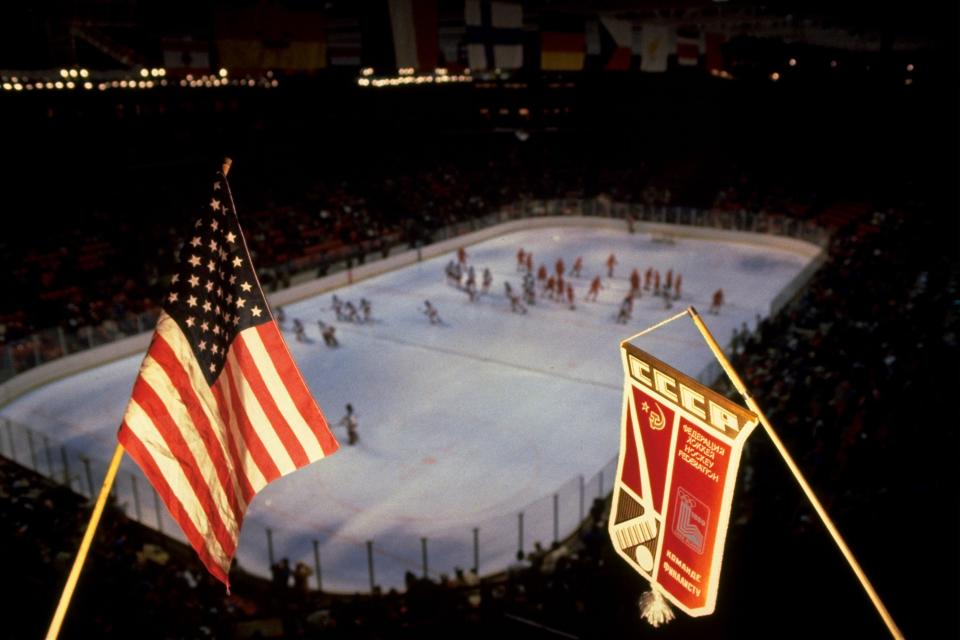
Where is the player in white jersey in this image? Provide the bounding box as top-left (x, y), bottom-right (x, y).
top-left (422, 300), bottom-right (442, 324)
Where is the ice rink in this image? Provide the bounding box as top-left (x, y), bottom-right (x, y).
top-left (1, 225), bottom-right (817, 591)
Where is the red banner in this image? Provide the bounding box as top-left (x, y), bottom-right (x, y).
top-left (609, 343), bottom-right (758, 616)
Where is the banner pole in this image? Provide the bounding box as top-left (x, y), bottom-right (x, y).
top-left (45, 443), bottom-right (126, 640)
top-left (685, 306), bottom-right (903, 640)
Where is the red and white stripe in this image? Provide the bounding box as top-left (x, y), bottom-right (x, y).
top-left (118, 312), bottom-right (338, 584)
top-left (388, 0), bottom-right (438, 71)
top-left (676, 33), bottom-right (701, 67)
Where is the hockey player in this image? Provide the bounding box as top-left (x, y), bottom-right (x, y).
top-left (566, 283), bottom-right (575, 310)
top-left (457, 246), bottom-right (467, 265)
top-left (673, 274), bottom-right (682, 300)
top-left (555, 258), bottom-right (565, 278)
top-left (545, 276), bottom-right (556, 300)
top-left (339, 403), bottom-right (358, 445)
top-left (423, 300), bottom-right (442, 324)
top-left (606, 253), bottom-right (617, 278)
top-left (482, 267), bottom-right (493, 294)
top-left (709, 288), bottom-right (724, 314)
top-left (465, 277), bottom-right (478, 302)
top-left (653, 270), bottom-right (661, 295)
top-left (522, 273), bottom-right (536, 305)
top-left (504, 282), bottom-right (526, 314)
top-left (537, 264), bottom-right (548, 283)
top-left (318, 321), bottom-right (338, 347)
top-left (586, 275), bottom-right (603, 301)
top-left (276, 306), bottom-right (287, 328)
top-left (644, 267), bottom-right (653, 291)
top-left (360, 298), bottom-right (372, 323)
top-left (344, 301), bottom-right (358, 323)
top-left (629, 269), bottom-right (641, 298)
top-left (332, 295), bottom-right (344, 321)
top-left (516, 248), bottom-right (526, 272)
top-left (665, 269), bottom-right (673, 291)
top-left (571, 256), bottom-right (583, 278)
top-left (451, 261), bottom-right (463, 287)
top-left (616, 296), bottom-right (633, 324)
top-left (293, 318), bottom-right (306, 342)
top-left (525, 254), bottom-right (533, 274)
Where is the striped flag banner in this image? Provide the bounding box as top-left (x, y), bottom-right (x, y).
top-left (388, 0), bottom-right (439, 70)
top-left (117, 168), bottom-right (339, 586)
top-left (676, 28), bottom-right (702, 67)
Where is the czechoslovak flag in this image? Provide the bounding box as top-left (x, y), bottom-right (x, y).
top-left (117, 166), bottom-right (339, 586)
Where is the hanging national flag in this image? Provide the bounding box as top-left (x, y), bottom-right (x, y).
top-left (465, 0), bottom-right (523, 70)
top-left (388, 0), bottom-right (438, 70)
top-left (676, 28), bottom-right (702, 67)
top-left (438, 20), bottom-right (467, 70)
top-left (639, 24), bottom-right (671, 73)
top-left (595, 16), bottom-right (632, 70)
top-left (540, 14), bottom-right (587, 71)
top-left (327, 19), bottom-right (363, 67)
top-left (609, 343), bottom-right (757, 620)
top-left (540, 14), bottom-right (585, 71)
top-left (705, 32), bottom-right (725, 74)
top-left (162, 37), bottom-right (211, 74)
top-left (117, 166), bottom-right (339, 586)
top-left (215, 7), bottom-right (327, 72)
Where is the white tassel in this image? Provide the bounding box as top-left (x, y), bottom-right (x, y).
top-left (639, 586), bottom-right (675, 627)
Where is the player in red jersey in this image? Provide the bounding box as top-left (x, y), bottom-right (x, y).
top-left (629, 269), bottom-right (641, 298)
top-left (606, 253), bottom-right (617, 278)
top-left (586, 275), bottom-right (603, 301)
top-left (709, 288), bottom-right (724, 314)
top-left (572, 256), bottom-right (583, 277)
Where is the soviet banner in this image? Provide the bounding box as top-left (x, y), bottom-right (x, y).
top-left (609, 342), bottom-right (758, 617)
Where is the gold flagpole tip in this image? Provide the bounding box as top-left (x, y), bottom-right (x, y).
top-left (222, 157), bottom-right (233, 178)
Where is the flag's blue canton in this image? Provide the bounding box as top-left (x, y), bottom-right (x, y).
top-left (164, 173), bottom-right (269, 385)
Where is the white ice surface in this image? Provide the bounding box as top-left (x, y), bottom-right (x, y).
top-left (1, 226), bottom-right (814, 591)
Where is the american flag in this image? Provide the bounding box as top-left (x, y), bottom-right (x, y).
top-left (118, 168), bottom-right (339, 585)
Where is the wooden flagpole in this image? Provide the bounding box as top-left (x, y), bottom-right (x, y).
top-left (684, 306), bottom-right (904, 639)
top-left (45, 443), bottom-right (125, 640)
